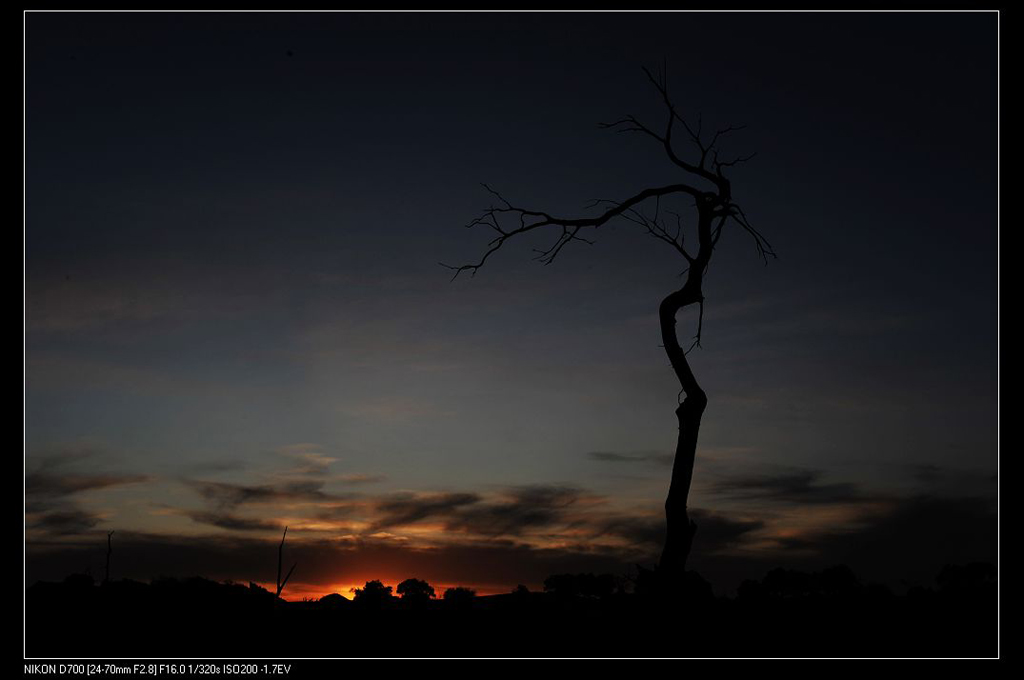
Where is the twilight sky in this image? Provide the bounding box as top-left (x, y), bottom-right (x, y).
top-left (25, 11), bottom-right (998, 598)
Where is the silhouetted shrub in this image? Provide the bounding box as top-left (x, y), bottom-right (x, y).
top-left (543, 573), bottom-right (579, 597)
top-left (632, 565), bottom-right (659, 597)
top-left (443, 586), bottom-right (476, 610)
top-left (353, 580), bottom-right (394, 610)
top-left (936, 562), bottom-right (996, 595)
top-left (819, 565), bottom-right (861, 598)
top-left (752, 566), bottom-right (869, 600)
top-left (543, 573), bottom-right (620, 599)
top-left (248, 581), bottom-right (275, 602)
top-left (907, 585), bottom-right (934, 600)
top-left (736, 578), bottom-right (764, 601)
top-left (397, 578), bottom-right (435, 605)
top-left (317, 593), bottom-right (350, 608)
top-left (632, 566), bottom-right (713, 603)
top-left (864, 583), bottom-right (895, 600)
top-left (63, 573), bottom-right (94, 589)
top-left (762, 568), bottom-right (815, 598)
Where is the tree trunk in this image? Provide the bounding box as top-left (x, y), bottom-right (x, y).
top-left (657, 282), bottom-right (706, 577)
top-left (659, 391), bottom-right (706, 573)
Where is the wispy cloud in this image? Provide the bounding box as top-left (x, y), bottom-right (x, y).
top-left (269, 444), bottom-right (385, 485)
top-left (274, 444), bottom-right (337, 477)
top-left (29, 509), bottom-right (105, 535)
top-left (587, 451), bottom-right (674, 467)
top-left (25, 450), bottom-right (152, 537)
top-left (445, 485), bottom-right (584, 537)
top-left (707, 467), bottom-right (865, 505)
top-left (336, 474), bottom-right (387, 485)
top-left (184, 479), bottom-right (344, 511)
top-left (575, 507), bottom-right (765, 555)
top-left (27, 471), bottom-right (152, 497)
top-left (901, 462), bottom-right (997, 497)
top-left (368, 492), bottom-right (482, 532)
top-left (180, 510), bottom-right (284, 533)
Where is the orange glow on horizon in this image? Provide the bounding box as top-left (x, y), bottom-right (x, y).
top-left (266, 579), bottom-right (523, 602)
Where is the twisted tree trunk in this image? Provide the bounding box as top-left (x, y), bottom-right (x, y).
top-left (658, 204), bottom-right (715, 576)
top-left (658, 287), bottom-right (706, 574)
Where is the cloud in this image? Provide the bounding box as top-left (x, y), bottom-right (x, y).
top-left (707, 467), bottom-right (864, 505)
top-left (27, 472), bottom-right (151, 497)
top-left (27, 450), bottom-right (151, 499)
top-left (24, 486), bottom-right (996, 597)
top-left (180, 511), bottom-right (283, 533)
top-left (445, 485), bottom-right (583, 537)
top-left (586, 508), bottom-right (764, 554)
top-left (275, 444), bottom-right (337, 477)
top-left (586, 515), bottom-right (664, 548)
top-left (185, 479), bottom-right (343, 510)
top-left (130, 467), bottom-right (997, 597)
top-left (25, 452), bottom-right (152, 537)
top-left (587, 451), bottom-right (674, 467)
top-left (29, 509), bottom-right (104, 535)
top-left (165, 479), bottom-right (761, 559)
top-left (689, 509), bottom-right (767, 553)
top-left (902, 463), bottom-right (997, 497)
top-left (369, 492), bottom-right (482, 531)
top-left (364, 485), bottom-right (588, 538)
top-left (335, 474), bottom-right (387, 485)
top-left (31, 446), bottom-right (101, 471)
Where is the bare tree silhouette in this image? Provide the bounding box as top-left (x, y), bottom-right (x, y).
top-left (104, 530), bottom-right (114, 584)
top-left (445, 66), bottom-right (775, 579)
top-left (276, 526), bottom-right (296, 601)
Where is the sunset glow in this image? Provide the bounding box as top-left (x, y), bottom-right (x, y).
top-left (26, 11), bottom-right (996, 606)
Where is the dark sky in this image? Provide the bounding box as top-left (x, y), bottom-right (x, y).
top-left (25, 11), bottom-right (998, 598)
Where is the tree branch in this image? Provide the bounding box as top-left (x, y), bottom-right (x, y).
top-left (276, 526), bottom-right (297, 601)
top-left (440, 182), bottom-right (704, 279)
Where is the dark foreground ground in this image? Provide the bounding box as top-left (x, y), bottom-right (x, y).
top-left (25, 564), bottom-right (997, 658)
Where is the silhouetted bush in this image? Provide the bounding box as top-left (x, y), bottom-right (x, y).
top-left (864, 583), bottom-right (895, 601)
top-left (936, 562), bottom-right (996, 595)
top-left (819, 565), bottom-right (861, 598)
top-left (397, 578), bottom-right (435, 605)
top-left (353, 579), bottom-right (394, 610)
top-left (318, 593), bottom-right (350, 608)
top-left (63, 573), bottom-right (94, 589)
top-left (543, 573), bottom-right (620, 599)
top-left (248, 581), bottom-right (275, 601)
top-left (632, 566), bottom-right (713, 603)
top-left (443, 586), bottom-right (476, 610)
top-left (762, 568), bottom-right (815, 598)
top-left (632, 565), bottom-right (659, 597)
top-left (736, 578), bottom-right (764, 601)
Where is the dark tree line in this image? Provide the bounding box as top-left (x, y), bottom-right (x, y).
top-left (26, 562), bottom-right (996, 657)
